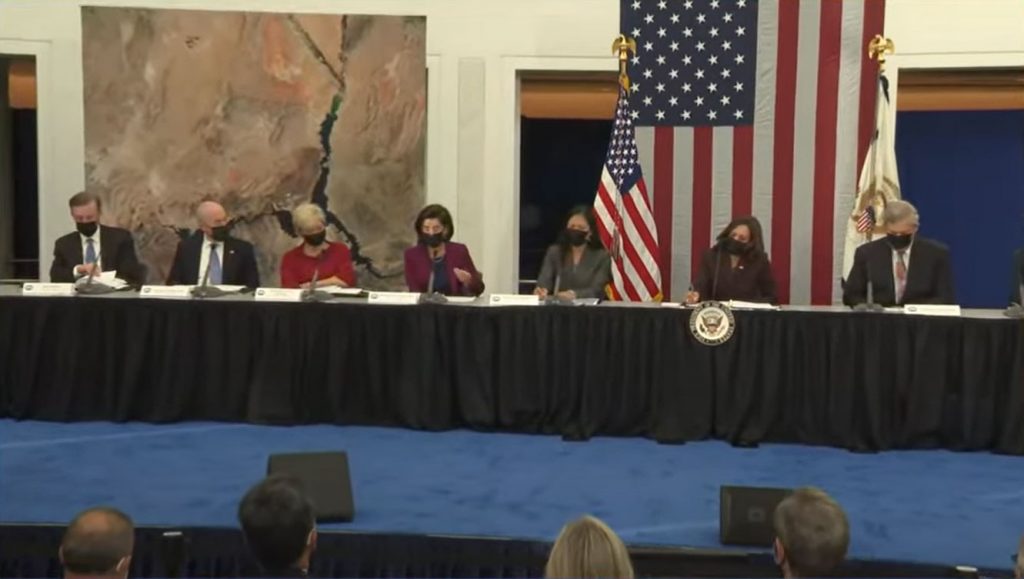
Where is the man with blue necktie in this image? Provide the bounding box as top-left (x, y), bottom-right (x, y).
top-left (49, 191), bottom-right (144, 285)
top-left (166, 200), bottom-right (260, 288)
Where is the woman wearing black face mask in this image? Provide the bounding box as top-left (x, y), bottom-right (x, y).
top-left (404, 204), bottom-right (485, 296)
top-left (280, 203), bottom-right (356, 289)
top-left (685, 215), bottom-right (777, 304)
top-left (534, 206), bottom-right (611, 300)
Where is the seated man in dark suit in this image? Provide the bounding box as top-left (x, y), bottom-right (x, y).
top-left (1010, 248), bottom-right (1024, 306)
top-left (50, 192), bottom-right (144, 285)
top-left (843, 200), bottom-right (955, 307)
top-left (239, 476), bottom-right (317, 578)
top-left (166, 200), bottom-right (260, 287)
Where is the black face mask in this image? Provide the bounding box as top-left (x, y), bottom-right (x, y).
top-left (211, 225), bottom-right (230, 243)
top-left (76, 221), bottom-right (98, 237)
top-left (722, 237), bottom-right (751, 255)
top-left (566, 229), bottom-right (589, 247)
top-left (887, 233), bottom-right (913, 251)
top-left (421, 233), bottom-right (444, 248)
top-left (303, 231), bottom-right (327, 247)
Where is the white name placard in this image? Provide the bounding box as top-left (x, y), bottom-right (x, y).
top-left (903, 304), bottom-right (962, 317)
top-left (253, 288), bottom-right (304, 302)
top-left (140, 285), bottom-right (194, 299)
top-left (367, 291), bottom-right (421, 305)
top-left (488, 294), bottom-right (540, 307)
top-left (22, 283), bottom-right (75, 297)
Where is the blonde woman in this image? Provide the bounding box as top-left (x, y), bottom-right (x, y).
top-left (545, 516), bottom-right (634, 579)
top-left (280, 203), bottom-right (355, 289)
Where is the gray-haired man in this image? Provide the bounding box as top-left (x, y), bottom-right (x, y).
top-left (843, 200), bottom-right (955, 307)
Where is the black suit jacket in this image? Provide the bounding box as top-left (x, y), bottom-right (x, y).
top-left (166, 231), bottom-right (260, 287)
top-left (843, 236), bottom-right (955, 307)
top-left (1010, 248), bottom-right (1024, 305)
top-left (50, 225), bottom-right (144, 285)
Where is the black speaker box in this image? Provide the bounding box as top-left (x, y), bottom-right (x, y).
top-left (719, 485), bottom-right (792, 547)
top-left (267, 452), bottom-right (355, 523)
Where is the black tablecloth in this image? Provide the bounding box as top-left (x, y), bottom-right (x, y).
top-left (1, 296), bottom-right (1022, 453)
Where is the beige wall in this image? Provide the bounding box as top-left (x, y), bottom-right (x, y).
top-left (0, 0), bottom-right (1022, 286)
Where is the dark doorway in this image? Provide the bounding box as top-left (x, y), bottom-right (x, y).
top-left (1, 56), bottom-right (39, 280)
top-left (517, 72), bottom-right (617, 292)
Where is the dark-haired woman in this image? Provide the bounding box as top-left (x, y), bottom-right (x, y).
top-left (534, 206), bottom-right (611, 300)
top-left (685, 215), bottom-right (777, 304)
top-left (404, 204), bottom-right (485, 296)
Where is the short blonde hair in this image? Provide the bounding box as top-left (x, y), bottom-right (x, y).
top-left (545, 516), bottom-right (634, 579)
top-left (292, 203), bottom-right (326, 235)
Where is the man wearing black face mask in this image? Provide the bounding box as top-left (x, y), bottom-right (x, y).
top-left (50, 191), bottom-right (144, 285)
top-left (166, 200), bottom-right (261, 287)
top-left (843, 200), bottom-right (955, 307)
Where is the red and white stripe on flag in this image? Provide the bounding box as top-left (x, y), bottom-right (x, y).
top-left (594, 167), bottom-right (662, 301)
top-left (635, 0), bottom-right (886, 305)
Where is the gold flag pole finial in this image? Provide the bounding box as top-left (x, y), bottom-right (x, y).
top-left (867, 34), bottom-right (895, 72)
top-left (612, 34), bottom-right (637, 91)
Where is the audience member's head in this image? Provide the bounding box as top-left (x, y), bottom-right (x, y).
top-left (544, 515), bottom-right (634, 579)
top-left (238, 475), bottom-right (317, 576)
top-left (1014, 534), bottom-right (1023, 579)
top-left (773, 487), bottom-right (849, 578)
top-left (59, 507), bottom-right (134, 579)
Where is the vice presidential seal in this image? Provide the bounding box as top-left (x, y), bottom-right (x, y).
top-left (689, 300), bottom-right (736, 346)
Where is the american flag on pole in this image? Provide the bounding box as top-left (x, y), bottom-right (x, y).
top-left (594, 89), bottom-right (663, 301)
top-left (624, 0), bottom-right (886, 304)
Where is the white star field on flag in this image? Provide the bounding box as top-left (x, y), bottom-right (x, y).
top-left (623, 0), bottom-right (757, 126)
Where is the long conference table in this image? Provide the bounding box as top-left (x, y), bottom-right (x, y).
top-left (1, 286), bottom-right (1022, 454)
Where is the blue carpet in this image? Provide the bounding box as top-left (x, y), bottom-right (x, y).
top-left (0, 420), bottom-right (1020, 571)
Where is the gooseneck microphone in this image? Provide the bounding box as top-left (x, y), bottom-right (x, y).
top-left (191, 242), bottom-right (228, 299)
top-left (75, 249), bottom-right (117, 295)
top-left (853, 279), bottom-right (883, 312)
top-left (1006, 259), bottom-right (1024, 318)
top-left (301, 249), bottom-right (333, 303)
top-left (710, 241), bottom-right (723, 302)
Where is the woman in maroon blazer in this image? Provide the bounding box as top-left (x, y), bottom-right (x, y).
top-left (685, 215), bottom-right (777, 304)
top-left (404, 204), bottom-right (485, 296)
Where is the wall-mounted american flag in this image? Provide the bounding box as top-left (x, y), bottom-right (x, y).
top-left (623, 0), bottom-right (886, 304)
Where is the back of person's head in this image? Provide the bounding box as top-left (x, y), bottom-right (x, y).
top-left (545, 515), bottom-right (634, 579)
top-left (60, 507), bottom-right (134, 579)
top-left (773, 487), bottom-right (849, 578)
top-left (238, 475), bottom-right (317, 574)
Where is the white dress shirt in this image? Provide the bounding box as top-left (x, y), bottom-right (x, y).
top-left (197, 238), bottom-right (223, 284)
top-left (75, 227), bottom-right (102, 278)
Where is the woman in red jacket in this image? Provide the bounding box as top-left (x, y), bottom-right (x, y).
top-left (280, 203), bottom-right (356, 289)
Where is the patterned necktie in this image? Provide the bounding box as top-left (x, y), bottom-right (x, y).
top-left (85, 238), bottom-right (97, 265)
top-left (209, 244), bottom-right (223, 285)
top-left (895, 250), bottom-right (907, 303)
